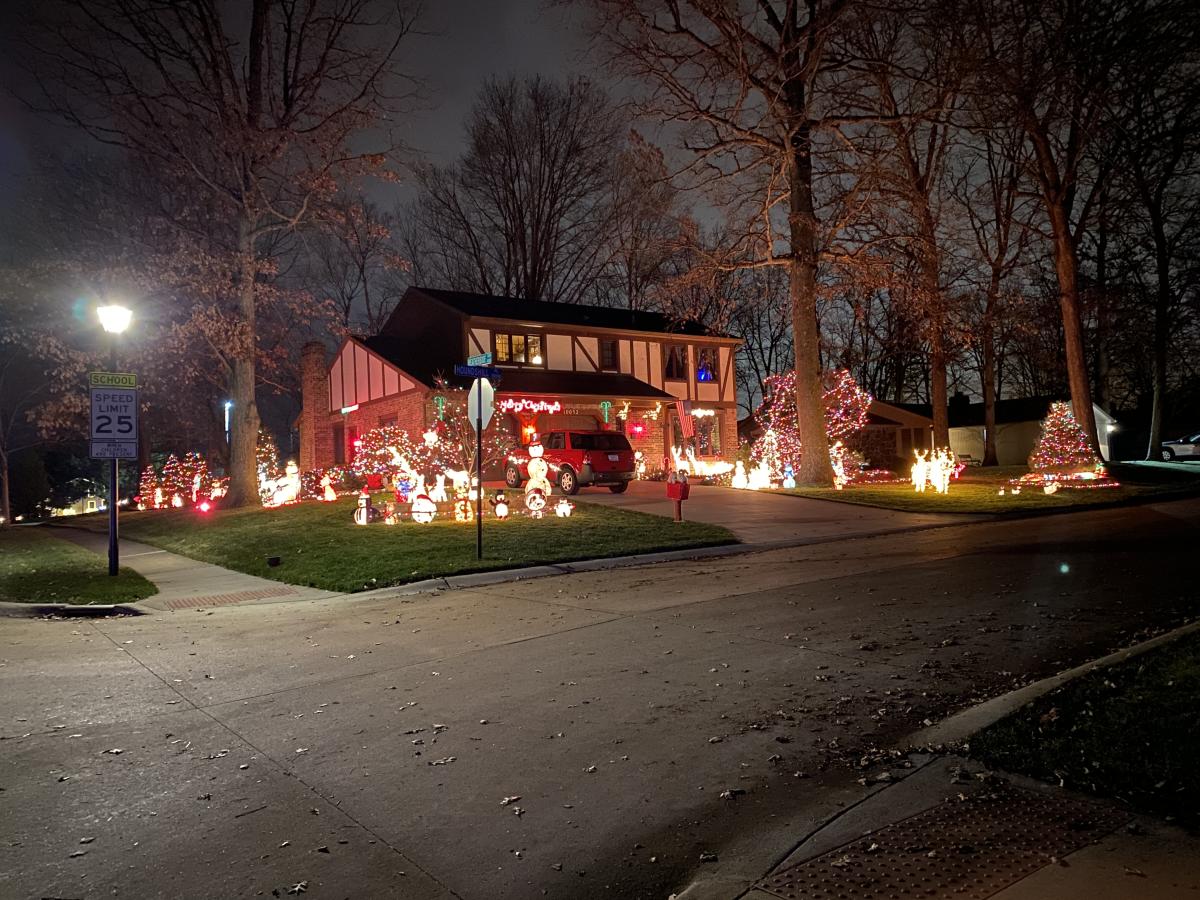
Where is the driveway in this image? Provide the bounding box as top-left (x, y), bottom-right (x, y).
top-left (578, 479), bottom-right (976, 545)
top-left (3, 498), bottom-right (1198, 900)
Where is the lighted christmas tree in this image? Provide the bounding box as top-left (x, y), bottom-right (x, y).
top-left (1029, 402), bottom-right (1099, 473)
top-left (750, 369), bottom-right (872, 478)
top-left (138, 465), bottom-right (160, 508)
top-left (177, 451), bottom-right (212, 504)
top-left (427, 379), bottom-right (517, 476)
top-left (352, 425), bottom-right (436, 479)
top-left (256, 429), bottom-right (281, 483)
top-left (160, 454), bottom-right (186, 507)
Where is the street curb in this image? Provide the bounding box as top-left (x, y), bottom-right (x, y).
top-left (775, 482), bottom-right (1200, 520)
top-left (0, 601), bottom-right (146, 619)
top-left (905, 617), bottom-right (1200, 748)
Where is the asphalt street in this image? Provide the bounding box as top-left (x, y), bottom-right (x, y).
top-left (2, 498), bottom-right (1197, 900)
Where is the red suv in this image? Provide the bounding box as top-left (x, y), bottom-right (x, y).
top-left (505, 430), bottom-right (635, 495)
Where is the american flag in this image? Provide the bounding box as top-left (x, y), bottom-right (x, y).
top-left (675, 400), bottom-right (694, 438)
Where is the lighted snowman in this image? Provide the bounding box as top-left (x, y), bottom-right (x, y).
top-left (731, 460), bottom-right (748, 490)
top-left (525, 487), bottom-right (548, 519)
top-left (782, 464), bottom-right (797, 489)
top-left (411, 492), bottom-right (437, 524)
top-left (554, 497), bottom-right (574, 517)
top-left (525, 438), bottom-right (554, 497)
top-left (270, 460), bottom-right (301, 506)
top-left (490, 490), bottom-right (510, 520)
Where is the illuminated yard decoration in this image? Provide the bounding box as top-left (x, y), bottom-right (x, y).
top-left (554, 497), bottom-right (574, 517)
top-left (525, 487), bottom-right (548, 518)
top-left (410, 492), bottom-right (437, 524)
top-left (670, 445), bottom-right (734, 478)
top-left (139, 466), bottom-right (160, 509)
top-left (1030, 402), bottom-right (1100, 472)
top-left (912, 448), bottom-right (955, 494)
top-left (498, 397), bottom-right (562, 415)
top-left (490, 490), bottom-right (511, 520)
top-left (731, 460), bottom-right (748, 489)
top-left (751, 369), bottom-right (872, 481)
top-left (320, 472), bottom-right (338, 502)
top-left (266, 460), bottom-right (301, 506)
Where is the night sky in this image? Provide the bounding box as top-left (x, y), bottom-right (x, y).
top-left (0, 0), bottom-right (596, 211)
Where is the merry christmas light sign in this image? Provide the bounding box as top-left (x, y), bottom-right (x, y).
top-left (497, 397), bottom-right (563, 415)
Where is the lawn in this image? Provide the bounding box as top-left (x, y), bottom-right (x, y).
top-left (79, 495), bottom-right (736, 593)
top-left (970, 630), bottom-right (1200, 827)
top-left (0, 526), bottom-right (157, 605)
top-left (781, 465), bottom-right (1191, 514)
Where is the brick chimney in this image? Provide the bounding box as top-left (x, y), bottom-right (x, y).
top-left (298, 342), bottom-right (328, 471)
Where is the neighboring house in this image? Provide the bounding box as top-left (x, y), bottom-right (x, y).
top-left (298, 287), bottom-right (742, 473)
top-left (50, 495), bottom-right (105, 517)
top-left (896, 395), bottom-right (1115, 465)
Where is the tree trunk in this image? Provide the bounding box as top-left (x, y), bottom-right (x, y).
top-left (1146, 229), bottom-right (1172, 460)
top-left (929, 326), bottom-right (949, 448)
top-left (0, 447), bottom-right (10, 526)
top-left (787, 130), bottom-right (833, 486)
top-left (981, 271), bottom-right (1000, 467)
top-left (224, 218), bottom-right (262, 507)
top-left (1045, 200), bottom-right (1100, 454)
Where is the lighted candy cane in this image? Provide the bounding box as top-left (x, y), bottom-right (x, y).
top-left (599, 400), bottom-right (612, 423)
top-left (433, 395), bottom-right (446, 421)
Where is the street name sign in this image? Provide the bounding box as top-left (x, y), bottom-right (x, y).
top-left (453, 364), bottom-right (502, 380)
top-left (467, 378), bottom-right (495, 431)
top-left (89, 372), bottom-right (139, 460)
top-left (467, 351), bottom-right (493, 367)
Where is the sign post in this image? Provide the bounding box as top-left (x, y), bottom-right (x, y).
top-left (463, 372), bottom-right (496, 560)
top-left (89, 372), bottom-right (139, 576)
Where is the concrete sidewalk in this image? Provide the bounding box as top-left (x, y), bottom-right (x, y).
top-left (737, 755), bottom-right (1200, 900)
top-left (580, 480), bottom-right (980, 545)
top-left (49, 526), bottom-right (340, 611)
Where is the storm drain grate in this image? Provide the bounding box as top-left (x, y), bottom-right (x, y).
top-left (164, 586), bottom-right (298, 610)
top-left (756, 782), bottom-right (1130, 900)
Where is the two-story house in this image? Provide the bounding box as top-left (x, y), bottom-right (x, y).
top-left (298, 287), bottom-right (741, 474)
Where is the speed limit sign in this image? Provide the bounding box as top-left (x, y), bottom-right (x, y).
top-left (89, 372), bottom-right (139, 459)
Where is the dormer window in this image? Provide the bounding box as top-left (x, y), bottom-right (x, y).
top-left (494, 332), bottom-right (545, 367)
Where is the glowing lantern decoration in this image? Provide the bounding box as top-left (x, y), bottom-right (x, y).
top-left (411, 493), bottom-right (437, 524)
top-left (554, 497), bottom-right (574, 517)
top-left (525, 487), bottom-right (548, 518)
top-left (490, 490), bottom-right (510, 520)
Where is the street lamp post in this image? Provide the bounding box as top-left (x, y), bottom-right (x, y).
top-left (224, 400), bottom-right (232, 449)
top-left (97, 304), bottom-right (133, 577)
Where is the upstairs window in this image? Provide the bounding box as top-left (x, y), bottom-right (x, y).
top-left (696, 347), bottom-right (718, 383)
top-left (494, 332), bottom-right (544, 367)
top-left (599, 338), bottom-right (619, 371)
top-left (664, 345), bottom-right (688, 380)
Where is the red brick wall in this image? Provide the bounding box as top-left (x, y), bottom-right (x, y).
top-left (299, 342), bottom-right (328, 471)
top-left (313, 390), bottom-right (430, 470)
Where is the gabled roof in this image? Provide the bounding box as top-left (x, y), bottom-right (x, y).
top-left (362, 334), bottom-right (673, 400)
top-left (408, 287), bottom-right (724, 338)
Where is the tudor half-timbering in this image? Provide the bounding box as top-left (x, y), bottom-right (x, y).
top-left (298, 287), bottom-right (742, 474)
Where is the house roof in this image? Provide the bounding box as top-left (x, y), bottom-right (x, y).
top-left (410, 287), bottom-right (724, 338)
top-left (361, 335), bottom-right (673, 400)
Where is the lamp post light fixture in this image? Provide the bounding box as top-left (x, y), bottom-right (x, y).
top-left (97, 304), bottom-right (133, 335)
top-left (224, 400), bottom-right (233, 448)
top-left (97, 303), bottom-right (133, 576)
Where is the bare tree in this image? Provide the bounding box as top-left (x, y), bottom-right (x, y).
top-left (312, 199), bottom-right (406, 333)
top-left (16, 0), bottom-right (418, 505)
top-left (580, 1), bottom-right (880, 485)
top-left (965, 0), bottom-right (1171, 453)
top-left (950, 127), bottom-right (1034, 464)
top-left (404, 76), bottom-right (627, 305)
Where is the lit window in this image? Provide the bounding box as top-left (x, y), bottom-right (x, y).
top-left (696, 348), bottom-right (718, 383)
top-left (493, 332), bottom-right (545, 367)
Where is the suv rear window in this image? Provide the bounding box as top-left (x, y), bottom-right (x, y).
top-left (569, 432), bottom-right (631, 451)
